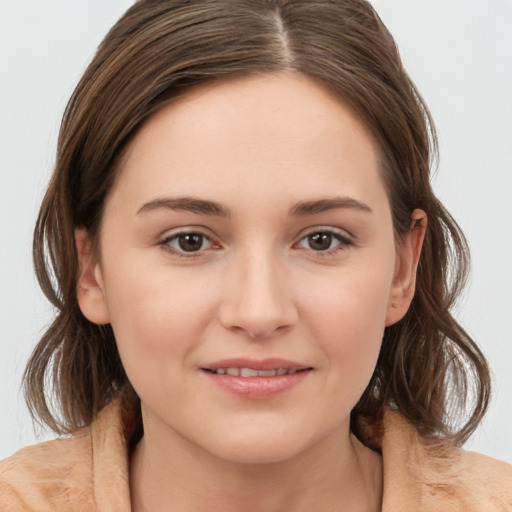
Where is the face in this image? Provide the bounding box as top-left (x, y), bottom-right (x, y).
top-left (77, 73), bottom-right (422, 464)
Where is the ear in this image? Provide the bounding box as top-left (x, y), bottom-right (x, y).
top-left (385, 209), bottom-right (427, 326)
top-left (75, 228), bottom-right (110, 325)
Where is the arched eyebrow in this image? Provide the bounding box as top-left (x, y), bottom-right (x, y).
top-left (289, 197), bottom-right (372, 216)
top-left (136, 195), bottom-right (372, 218)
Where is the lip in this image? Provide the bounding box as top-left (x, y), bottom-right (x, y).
top-left (201, 358), bottom-right (313, 400)
top-left (202, 358), bottom-right (309, 372)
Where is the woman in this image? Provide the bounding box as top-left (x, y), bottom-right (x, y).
top-left (1, 0), bottom-right (511, 510)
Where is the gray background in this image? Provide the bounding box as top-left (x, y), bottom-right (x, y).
top-left (1, 0), bottom-right (511, 462)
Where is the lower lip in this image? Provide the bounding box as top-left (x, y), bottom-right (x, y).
top-left (202, 370), bottom-right (311, 400)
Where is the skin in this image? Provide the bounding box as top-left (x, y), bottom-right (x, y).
top-left (76, 72), bottom-right (426, 512)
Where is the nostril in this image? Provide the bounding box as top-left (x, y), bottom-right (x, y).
top-left (217, 265), bottom-right (298, 338)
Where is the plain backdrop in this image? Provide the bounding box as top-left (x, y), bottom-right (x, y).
top-left (1, 1), bottom-right (511, 462)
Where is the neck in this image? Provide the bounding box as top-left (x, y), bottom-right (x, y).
top-left (129, 417), bottom-right (382, 512)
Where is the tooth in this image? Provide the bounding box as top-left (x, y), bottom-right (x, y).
top-left (258, 370), bottom-right (277, 377)
top-left (288, 369), bottom-right (297, 375)
top-left (216, 368), bottom-right (226, 375)
top-left (240, 368), bottom-right (259, 377)
top-left (226, 368), bottom-right (240, 376)
top-left (276, 368), bottom-right (288, 376)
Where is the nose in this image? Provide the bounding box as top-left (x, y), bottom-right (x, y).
top-left (218, 247), bottom-right (298, 339)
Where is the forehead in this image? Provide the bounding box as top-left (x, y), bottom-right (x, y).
top-left (111, 72), bottom-right (387, 216)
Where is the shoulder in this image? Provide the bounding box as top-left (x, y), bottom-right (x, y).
top-left (0, 428), bottom-right (96, 512)
top-left (418, 446), bottom-right (512, 511)
top-left (379, 409), bottom-right (512, 511)
top-left (455, 449), bottom-right (512, 509)
top-left (0, 400), bottom-right (133, 512)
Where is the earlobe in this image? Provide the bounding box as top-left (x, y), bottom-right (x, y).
top-left (75, 228), bottom-right (111, 325)
top-left (385, 209), bottom-right (427, 326)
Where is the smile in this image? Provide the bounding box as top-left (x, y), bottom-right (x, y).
top-left (201, 359), bottom-right (313, 399)
top-left (204, 368), bottom-right (307, 377)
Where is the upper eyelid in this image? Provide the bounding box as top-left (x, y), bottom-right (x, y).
top-left (295, 225), bottom-right (354, 241)
top-left (159, 226), bottom-right (218, 242)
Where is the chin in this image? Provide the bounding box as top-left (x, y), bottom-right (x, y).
top-left (196, 421), bottom-right (324, 466)
top-left (212, 439), bottom-right (306, 466)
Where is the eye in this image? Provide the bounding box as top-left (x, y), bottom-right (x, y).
top-left (161, 231), bottom-right (214, 255)
top-left (296, 229), bottom-right (353, 253)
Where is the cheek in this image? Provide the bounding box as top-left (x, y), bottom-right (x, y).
top-left (299, 261), bottom-right (393, 377)
top-left (101, 261), bottom-right (224, 406)
top-left (304, 261), bottom-right (392, 331)
top-left (101, 260), bottom-right (220, 357)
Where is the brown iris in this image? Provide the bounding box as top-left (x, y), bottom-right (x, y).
top-left (178, 233), bottom-right (204, 252)
top-left (307, 232), bottom-right (333, 251)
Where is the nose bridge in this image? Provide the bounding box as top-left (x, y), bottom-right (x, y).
top-left (220, 242), bottom-right (296, 338)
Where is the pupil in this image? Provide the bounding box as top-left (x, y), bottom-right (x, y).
top-left (178, 233), bottom-right (203, 252)
top-left (309, 233), bottom-right (332, 251)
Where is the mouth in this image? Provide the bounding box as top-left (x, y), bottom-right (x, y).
top-left (200, 359), bottom-right (313, 399)
top-left (203, 367), bottom-right (310, 377)
top-left (201, 358), bottom-right (312, 377)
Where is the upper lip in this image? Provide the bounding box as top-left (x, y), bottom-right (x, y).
top-left (201, 358), bottom-right (311, 371)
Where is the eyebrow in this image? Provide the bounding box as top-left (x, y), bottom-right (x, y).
top-left (289, 197), bottom-right (372, 216)
top-left (137, 197), bottom-right (231, 217)
top-left (136, 195), bottom-right (372, 218)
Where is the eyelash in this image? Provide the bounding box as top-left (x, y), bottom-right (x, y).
top-left (159, 230), bottom-right (218, 258)
top-left (295, 229), bottom-right (354, 257)
top-left (158, 228), bottom-right (354, 258)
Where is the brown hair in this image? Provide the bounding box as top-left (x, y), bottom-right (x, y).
top-left (25, 0), bottom-right (490, 445)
